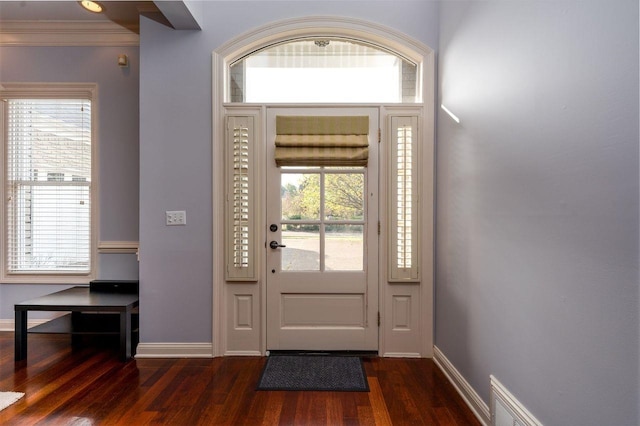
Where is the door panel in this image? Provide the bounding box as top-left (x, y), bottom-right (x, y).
top-left (266, 107), bottom-right (379, 351)
top-left (281, 294), bottom-right (365, 327)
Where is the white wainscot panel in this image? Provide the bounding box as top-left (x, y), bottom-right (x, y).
top-left (383, 285), bottom-right (420, 357)
top-left (225, 284), bottom-right (261, 355)
top-left (392, 295), bottom-right (411, 330)
top-left (235, 295), bottom-right (253, 330)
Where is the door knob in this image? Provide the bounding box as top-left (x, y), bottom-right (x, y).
top-left (269, 241), bottom-right (286, 249)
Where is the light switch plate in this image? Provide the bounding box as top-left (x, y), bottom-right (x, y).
top-left (166, 210), bottom-right (186, 226)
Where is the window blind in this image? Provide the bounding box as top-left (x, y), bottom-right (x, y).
top-left (389, 115), bottom-right (419, 282)
top-left (274, 116), bottom-right (369, 167)
top-left (4, 99), bottom-right (92, 273)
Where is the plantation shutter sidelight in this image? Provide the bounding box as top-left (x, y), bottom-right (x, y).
top-left (274, 116), bottom-right (369, 167)
top-left (389, 115), bottom-right (419, 282)
top-left (225, 115), bottom-right (258, 281)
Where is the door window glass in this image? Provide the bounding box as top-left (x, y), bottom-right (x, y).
top-left (280, 168), bottom-right (366, 272)
top-left (281, 173), bottom-right (320, 220)
top-left (281, 224), bottom-right (320, 271)
top-left (325, 224), bottom-right (363, 271)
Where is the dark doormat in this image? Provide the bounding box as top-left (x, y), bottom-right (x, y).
top-left (257, 355), bottom-right (369, 392)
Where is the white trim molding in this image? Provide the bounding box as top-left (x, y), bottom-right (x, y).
top-left (216, 16), bottom-right (431, 81)
top-left (0, 21), bottom-right (139, 47)
top-left (433, 346), bottom-right (490, 426)
top-left (224, 350), bottom-right (262, 357)
top-left (490, 375), bottom-right (543, 426)
top-left (97, 241), bottom-right (139, 254)
top-left (382, 352), bottom-right (421, 358)
top-left (135, 343), bottom-right (213, 358)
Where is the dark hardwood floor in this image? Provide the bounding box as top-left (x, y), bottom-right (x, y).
top-left (0, 333), bottom-right (480, 425)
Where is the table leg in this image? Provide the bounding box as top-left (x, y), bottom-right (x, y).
top-left (71, 311), bottom-right (81, 347)
top-left (15, 310), bottom-right (27, 361)
top-left (119, 309), bottom-right (132, 361)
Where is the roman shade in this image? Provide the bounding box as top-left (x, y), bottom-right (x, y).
top-left (275, 116), bottom-right (369, 166)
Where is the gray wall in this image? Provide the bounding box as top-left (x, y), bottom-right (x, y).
top-left (0, 46), bottom-right (140, 318)
top-left (436, 1), bottom-right (639, 425)
top-left (5, 2), bottom-right (635, 423)
top-left (138, 1), bottom-right (439, 343)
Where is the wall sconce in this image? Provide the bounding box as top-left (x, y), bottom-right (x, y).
top-left (118, 54), bottom-right (129, 68)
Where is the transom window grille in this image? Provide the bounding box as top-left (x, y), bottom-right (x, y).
top-left (389, 115), bottom-right (419, 281)
top-left (229, 38), bottom-right (418, 103)
top-left (2, 94), bottom-right (94, 276)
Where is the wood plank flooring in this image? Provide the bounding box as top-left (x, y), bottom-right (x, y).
top-left (0, 333), bottom-right (481, 425)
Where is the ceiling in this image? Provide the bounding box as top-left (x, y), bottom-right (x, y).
top-left (0, 1), bottom-right (162, 33)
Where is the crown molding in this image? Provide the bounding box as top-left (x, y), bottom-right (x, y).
top-left (0, 21), bottom-right (139, 47)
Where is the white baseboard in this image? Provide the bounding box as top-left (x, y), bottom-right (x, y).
top-left (224, 350), bottom-right (262, 356)
top-left (0, 324), bottom-right (214, 359)
top-left (0, 318), bottom-right (54, 332)
top-left (433, 345), bottom-right (490, 426)
top-left (135, 343), bottom-right (213, 358)
top-left (381, 351), bottom-right (422, 358)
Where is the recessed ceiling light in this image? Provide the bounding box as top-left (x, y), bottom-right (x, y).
top-left (80, 1), bottom-right (103, 13)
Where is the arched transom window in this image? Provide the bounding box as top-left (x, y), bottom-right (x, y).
top-left (229, 38), bottom-right (418, 103)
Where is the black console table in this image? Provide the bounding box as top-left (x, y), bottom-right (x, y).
top-left (15, 286), bottom-right (139, 362)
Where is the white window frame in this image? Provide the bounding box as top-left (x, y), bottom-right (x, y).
top-left (0, 83), bottom-right (99, 284)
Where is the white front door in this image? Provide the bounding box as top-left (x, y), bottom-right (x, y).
top-left (266, 107), bottom-right (379, 351)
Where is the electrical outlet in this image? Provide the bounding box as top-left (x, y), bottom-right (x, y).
top-left (166, 210), bottom-right (186, 226)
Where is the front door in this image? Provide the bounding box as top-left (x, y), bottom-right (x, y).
top-left (266, 107), bottom-right (379, 351)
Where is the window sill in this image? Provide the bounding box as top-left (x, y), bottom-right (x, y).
top-left (0, 274), bottom-right (95, 285)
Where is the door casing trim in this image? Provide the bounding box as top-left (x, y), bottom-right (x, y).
top-left (212, 17), bottom-right (435, 357)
